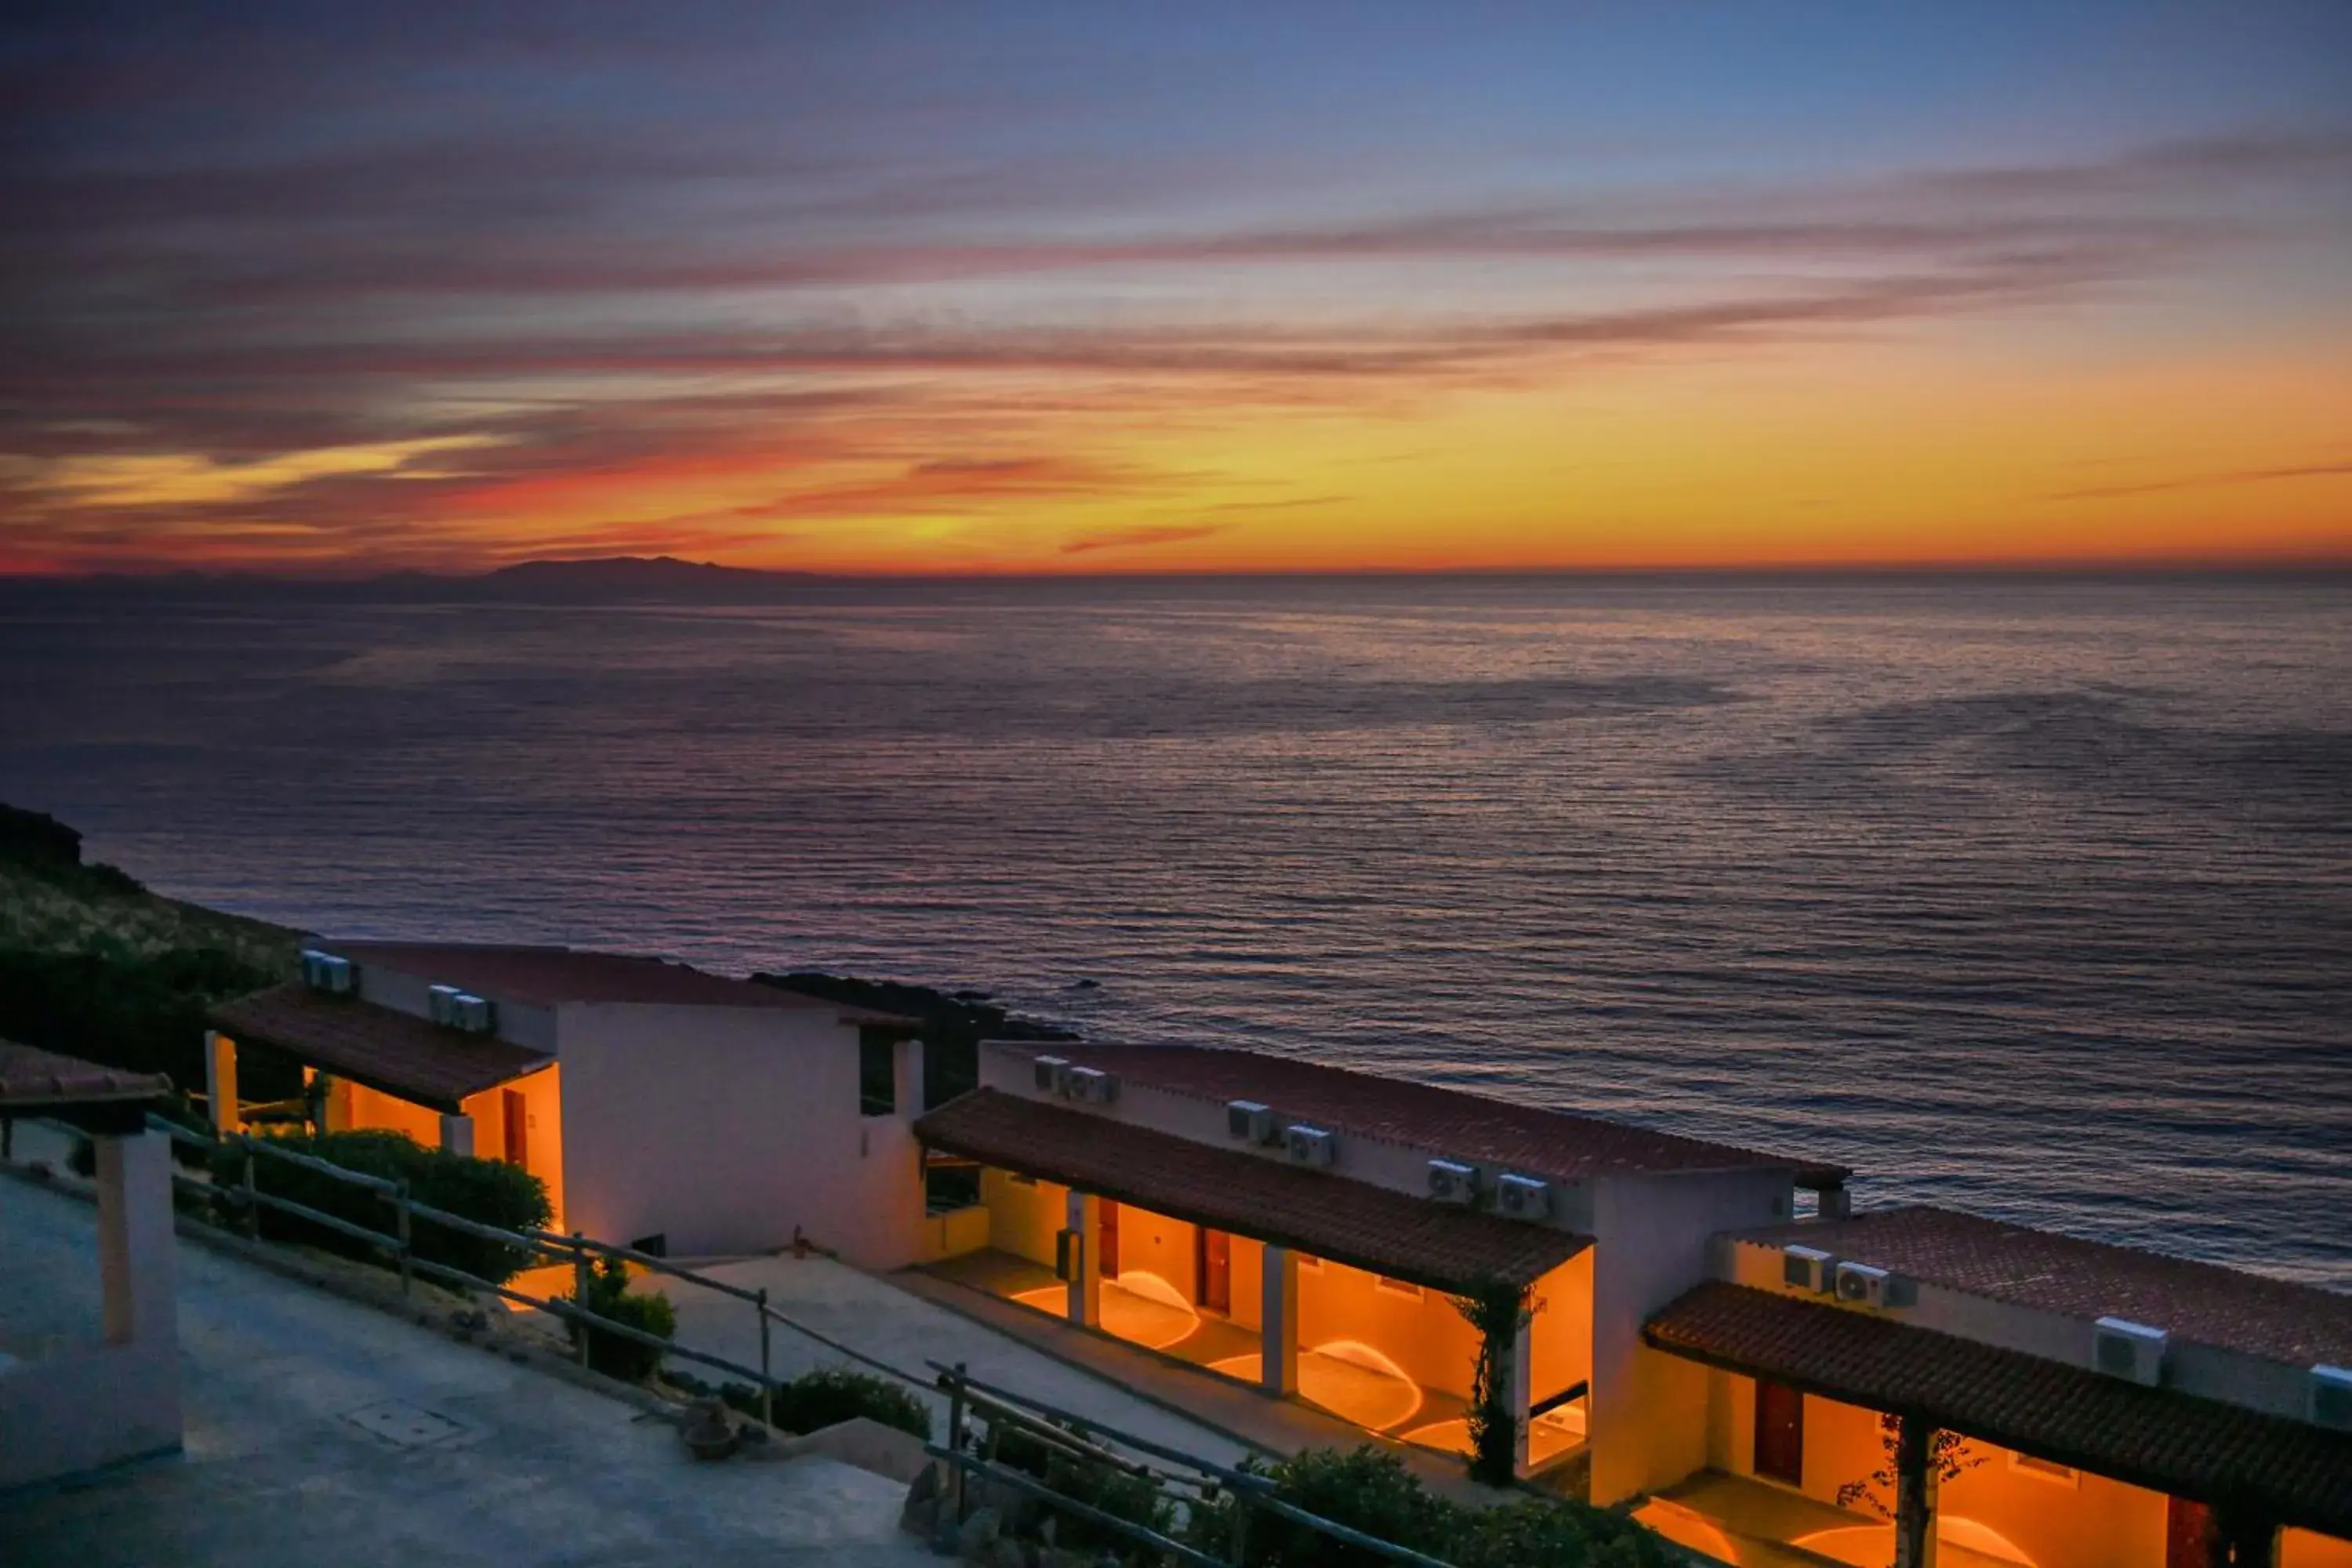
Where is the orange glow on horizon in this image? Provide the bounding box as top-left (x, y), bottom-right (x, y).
top-left (9, 338), bottom-right (2347, 579)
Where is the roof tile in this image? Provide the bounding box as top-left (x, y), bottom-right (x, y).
top-left (916, 1087), bottom-right (1588, 1293)
top-left (331, 942), bottom-right (912, 1020)
top-left (1646, 1281), bottom-right (2352, 1537)
top-left (1043, 1043), bottom-right (1843, 1184)
top-left (1739, 1206), bottom-right (2352, 1368)
top-left (212, 985), bottom-right (551, 1114)
top-left (0, 1039), bottom-right (170, 1109)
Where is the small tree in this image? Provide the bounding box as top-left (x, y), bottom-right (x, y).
top-left (1835, 1412), bottom-right (1982, 1518)
top-left (1451, 1276), bottom-right (1527, 1485)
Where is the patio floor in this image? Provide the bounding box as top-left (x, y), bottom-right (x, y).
top-left (917, 1247), bottom-right (1512, 1468)
top-left (1638, 1469), bottom-right (2030, 1568)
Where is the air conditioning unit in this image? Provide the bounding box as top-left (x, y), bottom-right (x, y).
top-left (1285, 1123), bottom-right (1336, 1167)
top-left (2309, 1365), bottom-right (2352, 1431)
top-left (1495, 1173), bottom-right (1552, 1220)
top-left (1835, 1261), bottom-right (1914, 1309)
top-left (1783, 1245), bottom-right (1836, 1293)
top-left (450, 993), bottom-right (496, 1034)
top-left (1033, 1055), bottom-right (1069, 1094)
top-left (1066, 1065), bottom-right (1116, 1104)
top-left (1227, 1100), bottom-right (1277, 1143)
top-left (428, 983), bottom-right (463, 1025)
top-left (1427, 1159), bottom-right (1479, 1206)
top-left (300, 949), bottom-right (357, 994)
top-left (2092, 1318), bottom-right (2168, 1385)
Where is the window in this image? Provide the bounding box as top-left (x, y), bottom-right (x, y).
top-left (2011, 1452), bottom-right (2079, 1486)
top-left (858, 1034), bottom-right (896, 1116)
top-left (1375, 1275), bottom-right (1424, 1299)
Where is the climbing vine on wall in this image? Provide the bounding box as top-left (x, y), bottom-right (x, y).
top-left (1836, 1413), bottom-right (1983, 1518)
top-left (1451, 1275), bottom-right (1528, 1486)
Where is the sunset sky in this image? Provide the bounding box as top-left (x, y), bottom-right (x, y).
top-left (4, 2), bottom-right (2350, 575)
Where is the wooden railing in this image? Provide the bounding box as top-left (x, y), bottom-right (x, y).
top-left (928, 1362), bottom-right (1461, 1568)
top-left (134, 1114), bottom-right (931, 1430)
top-left (31, 1113), bottom-right (1471, 1566)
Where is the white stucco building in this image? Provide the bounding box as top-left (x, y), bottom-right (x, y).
top-left (205, 943), bottom-right (925, 1265)
top-left (202, 946), bottom-right (2352, 1568)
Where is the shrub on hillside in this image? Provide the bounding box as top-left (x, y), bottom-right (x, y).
top-left (772, 1366), bottom-right (930, 1439)
top-left (670, 1365), bottom-right (932, 1439)
top-left (1217, 1446), bottom-right (1450, 1566)
top-left (562, 1254), bottom-right (677, 1382)
top-left (210, 1128), bottom-right (551, 1283)
top-left (1184, 1444), bottom-right (1675, 1568)
top-left (0, 946), bottom-right (289, 1094)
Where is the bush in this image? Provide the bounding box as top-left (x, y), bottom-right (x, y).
top-left (564, 1254), bottom-right (677, 1382)
top-left (670, 1365), bottom-right (933, 1439)
top-left (773, 1366), bottom-right (930, 1439)
top-left (1184, 1444), bottom-right (1675, 1568)
top-left (1457, 1498), bottom-right (1679, 1568)
top-left (211, 1127), bottom-right (551, 1283)
top-left (1226, 1446), bottom-right (1450, 1567)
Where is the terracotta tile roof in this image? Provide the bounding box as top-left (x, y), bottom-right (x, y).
top-left (1646, 1281), bottom-right (2352, 1537)
top-left (1738, 1206), bottom-right (2352, 1368)
top-left (328, 942), bottom-right (913, 1022)
top-left (0, 1040), bottom-right (170, 1109)
top-left (1042, 1043), bottom-right (1845, 1185)
top-left (915, 1087), bottom-right (1590, 1293)
top-left (212, 985), bottom-right (552, 1115)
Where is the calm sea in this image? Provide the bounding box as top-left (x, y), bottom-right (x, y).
top-left (3, 574), bottom-right (2347, 1287)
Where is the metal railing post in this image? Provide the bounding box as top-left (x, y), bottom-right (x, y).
top-left (393, 1178), bottom-right (412, 1298)
top-left (241, 1138), bottom-right (260, 1239)
top-left (757, 1288), bottom-right (774, 1429)
top-left (572, 1232), bottom-right (593, 1368)
top-left (1230, 1490), bottom-right (1253, 1566)
top-left (936, 1361), bottom-right (969, 1554)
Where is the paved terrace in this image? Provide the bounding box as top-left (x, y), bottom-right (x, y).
top-left (0, 1176), bottom-right (931, 1567)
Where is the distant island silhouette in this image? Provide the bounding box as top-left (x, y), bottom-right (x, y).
top-left (2, 556), bottom-right (835, 606)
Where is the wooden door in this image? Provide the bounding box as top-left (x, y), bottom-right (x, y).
top-left (2167, 1498), bottom-right (2215, 1568)
top-left (1098, 1200), bottom-right (1120, 1279)
top-left (1754, 1380), bottom-right (1805, 1486)
top-left (1196, 1227), bottom-right (1232, 1314)
top-left (502, 1088), bottom-right (528, 1171)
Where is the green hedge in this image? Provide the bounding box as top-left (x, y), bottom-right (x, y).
top-left (564, 1254), bottom-right (676, 1381)
top-left (668, 1365), bottom-right (931, 1439)
top-left (211, 1128), bottom-right (551, 1284)
top-left (1187, 1445), bottom-right (1676, 1568)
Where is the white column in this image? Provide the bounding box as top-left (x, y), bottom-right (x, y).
top-left (1511, 1305), bottom-right (1534, 1476)
top-left (204, 1030), bottom-right (241, 1134)
top-left (895, 1036), bottom-right (925, 1116)
top-left (1065, 1189), bottom-right (1102, 1328)
top-left (1261, 1244), bottom-right (1301, 1396)
top-left (439, 1113), bottom-right (474, 1157)
top-left (96, 1131), bottom-right (178, 1349)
